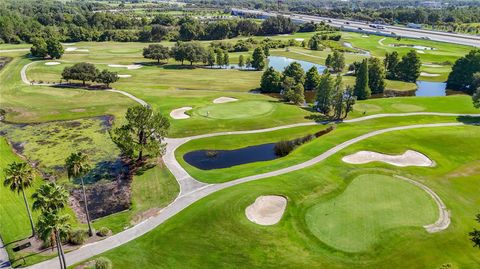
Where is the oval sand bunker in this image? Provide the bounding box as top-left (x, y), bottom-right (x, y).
top-left (342, 150), bottom-right (433, 167)
top-left (170, 107), bottom-right (192, 119)
top-left (45, 62), bottom-right (60, 66)
top-left (213, 97), bottom-right (238, 104)
top-left (245, 195), bottom-right (287, 226)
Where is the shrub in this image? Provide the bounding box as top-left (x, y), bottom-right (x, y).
top-left (96, 227), bottom-right (111, 237)
top-left (68, 229), bottom-right (87, 245)
top-left (94, 257), bottom-right (112, 269)
top-left (274, 140), bottom-right (294, 157)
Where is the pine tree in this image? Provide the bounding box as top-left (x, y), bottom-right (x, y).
top-left (396, 50), bottom-right (421, 82)
top-left (384, 51), bottom-right (399, 79)
top-left (368, 57), bottom-right (386, 94)
top-left (304, 66), bottom-right (321, 91)
top-left (315, 72), bottom-right (335, 114)
top-left (251, 47), bottom-right (266, 70)
top-left (354, 59), bottom-right (371, 100)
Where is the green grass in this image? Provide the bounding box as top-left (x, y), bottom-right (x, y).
top-left (87, 125), bottom-right (480, 268)
top-left (305, 174), bottom-right (437, 253)
top-left (195, 100), bottom-right (275, 119)
top-left (175, 112), bottom-right (477, 184)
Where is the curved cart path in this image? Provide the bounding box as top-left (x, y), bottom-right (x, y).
top-left (26, 121), bottom-right (475, 269)
top-left (20, 61), bottom-right (147, 107)
top-left (17, 61), bottom-right (480, 269)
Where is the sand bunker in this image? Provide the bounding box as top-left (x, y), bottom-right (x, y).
top-left (342, 150), bottom-right (433, 167)
top-left (245, 195), bottom-right (287, 226)
top-left (422, 64), bottom-right (443, 68)
top-left (362, 35), bottom-right (369, 38)
top-left (416, 50), bottom-right (425, 54)
top-left (65, 47), bottom-right (89, 52)
top-left (213, 97), bottom-right (238, 104)
top-left (108, 64), bottom-right (143, 70)
top-left (420, 72), bottom-right (441, 77)
top-left (295, 38), bottom-right (304, 42)
top-left (62, 43), bottom-right (76, 46)
top-left (45, 62), bottom-right (60, 66)
top-left (170, 107), bottom-right (192, 119)
top-left (117, 74), bottom-right (132, 78)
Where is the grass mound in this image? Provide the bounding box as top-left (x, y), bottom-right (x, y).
top-left (195, 101), bottom-right (275, 119)
top-left (305, 174), bottom-right (437, 253)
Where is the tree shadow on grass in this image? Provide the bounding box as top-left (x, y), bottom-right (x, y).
top-left (78, 159), bottom-right (130, 185)
top-left (456, 116), bottom-right (480, 125)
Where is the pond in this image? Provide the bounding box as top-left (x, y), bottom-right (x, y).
top-left (206, 56), bottom-right (326, 72)
top-left (415, 81), bottom-right (447, 96)
top-left (183, 143), bottom-right (279, 170)
top-left (268, 56), bottom-right (326, 73)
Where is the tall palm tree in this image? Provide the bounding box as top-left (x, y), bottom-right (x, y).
top-left (4, 162), bottom-right (36, 237)
top-left (65, 152), bottom-right (93, 236)
top-left (32, 182), bottom-right (69, 213)
top-left (37, 210), bottom-right (70, 269)
top-left (33, 182), bottom-right (70, 269)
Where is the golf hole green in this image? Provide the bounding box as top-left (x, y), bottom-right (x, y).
top-left (305, 174), bottom-right (437, 253)
top-left (195, 101), bottom-right (275, 119)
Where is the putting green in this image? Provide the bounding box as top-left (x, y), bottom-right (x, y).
top-left (195, 100), bottom-right (275, 119)
top-left (305, 174), bottom-right (437, 253)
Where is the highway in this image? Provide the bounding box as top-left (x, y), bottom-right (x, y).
top-left (232, 8), bottom-right (480, 47)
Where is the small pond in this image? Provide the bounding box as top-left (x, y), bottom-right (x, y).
top-left (183, 143), bottom-right (279, 170)
top-left (268, 56), bottom-right (326, 72)
top-left (206, 56), bottom-right (326, 72)
top-left (415, 81), bottom-right (447, 96)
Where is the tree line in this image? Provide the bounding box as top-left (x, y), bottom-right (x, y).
top-left (0, 0), bottom-right (324, 44)
top-left (62, 63), bottom-right (119, 87)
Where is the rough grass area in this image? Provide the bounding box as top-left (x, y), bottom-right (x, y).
top-left (0, 117), bottom-right (119, 177)
top-left (305, 174), bottom-right (437, 253)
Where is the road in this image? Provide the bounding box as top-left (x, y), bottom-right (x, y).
top-left (25, 117), bottom-right (480, 269)
top-left (232, 8), bottom-right (480, 47)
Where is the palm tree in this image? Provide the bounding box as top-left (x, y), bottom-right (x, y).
top-left (33, 182), bottom-right (70, 269)
top-left (65, 152), bottom-right (93, 236)
top-left (4, 162), bottom-right (36, 237)
top-left (32, 182), bottom-right (69, 213)
top-left (37, 210), bottom-right (70, 269)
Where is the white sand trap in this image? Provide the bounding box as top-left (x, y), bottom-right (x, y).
top-left (416, 50), bottom-right (425, 54)
top-left (342, 150), bottom-right (433, 167)
top-left (75, 49), bottom-right (89, 52)
top-left (45, 62), bottom-right (60, 66)
top-left (362, 35), bottom-right (369, 37)
top-left (170, 107), bottom-right (192, 119)
top-left (213, 97), bottom-right (238, 104)
top-left (65, 47), bottom-right (78, 52)
top-left (245, 195), bottom-right (287, 226)
top-left (295, 38), bottom-right (304, 42)
top-left (62, 43), bottom-right (76, 46)
top-left (420, 72), bottom-right (441, 77)
top-left (108, 64), bottom-right (143, 70)
top-left (117, 74), bottom-right (132, 78)
top-left (422, 64), bottom-right (443, 68)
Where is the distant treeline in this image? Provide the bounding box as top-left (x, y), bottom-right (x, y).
top-left (0, 0), bottom-right (335, 44)
top-left (183, 0), bottom-right (480, 33)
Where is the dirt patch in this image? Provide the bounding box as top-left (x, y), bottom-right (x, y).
top-left (342, 150), bottom-right (434, 167)
top-left (131, 208), bottom-right (161, 225)
top-left (245, 195), bottom-right (287, 225)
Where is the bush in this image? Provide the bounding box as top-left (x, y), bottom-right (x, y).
top-left (274, 140), bottom-right (295, 157)
top-left (96, 227), bottom-right (111, 237)
top-left (68, 229), bottom-right (88, 245)
top-left (94, 257), bottom-right (112, 269)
